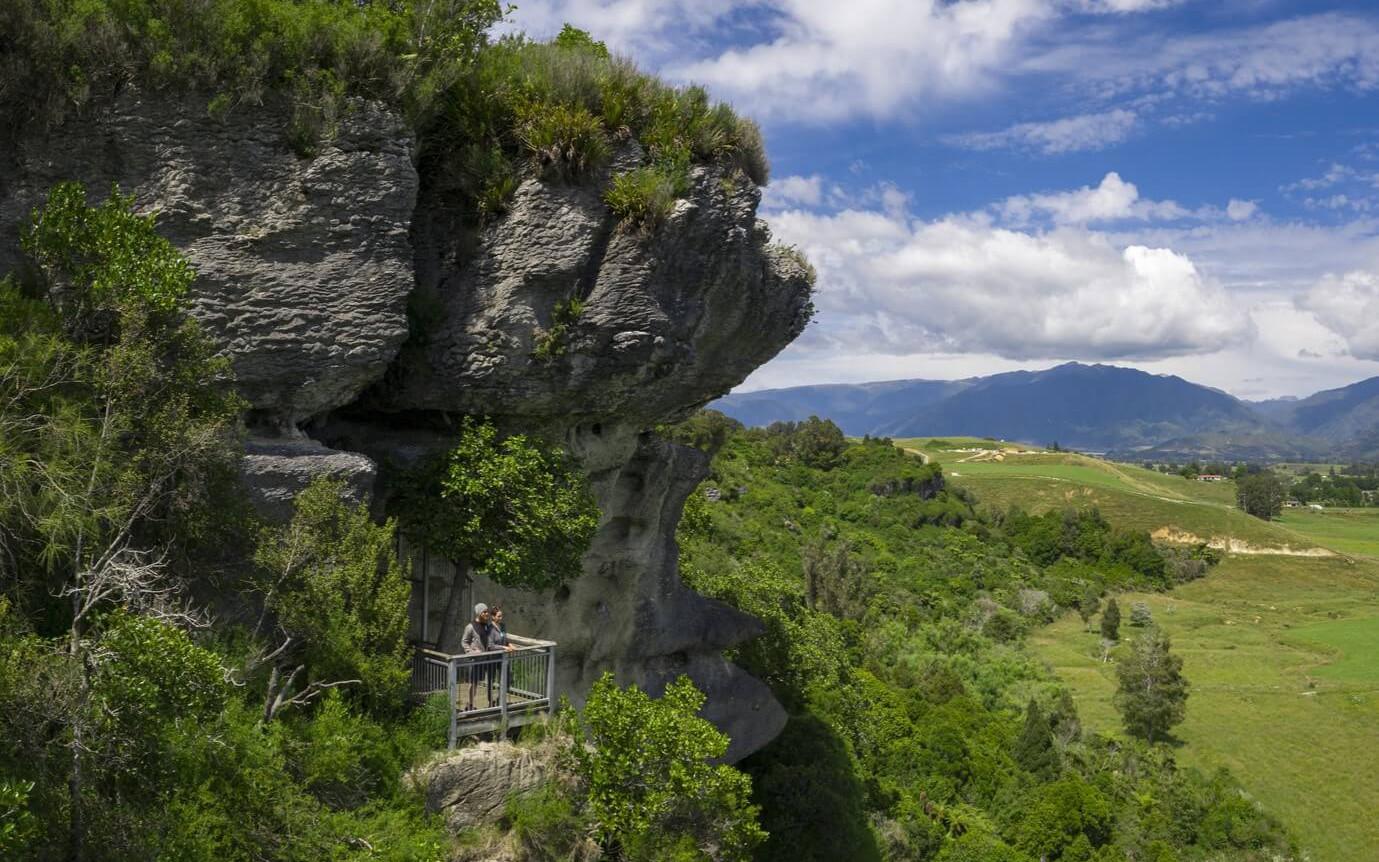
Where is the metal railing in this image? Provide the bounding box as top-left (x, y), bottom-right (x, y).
top-left (412, 634), bottom-right (557, 748)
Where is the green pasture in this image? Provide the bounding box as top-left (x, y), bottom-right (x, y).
top-left (924, 441), bottom-right (1379, 859)
top-left (911, 448), bottom-right (1308, 549)
top-left (1275, 508), bottom-right (1379, 559)
top-left (1031, 555), bottom-right (1379, 862)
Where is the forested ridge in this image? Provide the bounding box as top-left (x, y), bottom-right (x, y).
top-left (669, 413), bottom-right (1298, 862)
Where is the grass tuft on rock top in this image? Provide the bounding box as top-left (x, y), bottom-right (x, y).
top-left (0, 3), bottom-right (768, 218)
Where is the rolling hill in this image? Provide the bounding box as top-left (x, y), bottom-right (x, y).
top-left (714, 363), bottom-right (1379, 459)
top-left (1252, 376), bottom-right (1379, 453)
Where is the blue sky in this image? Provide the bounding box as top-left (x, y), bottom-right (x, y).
top-left (509, 0), bottom-right (1379, 400)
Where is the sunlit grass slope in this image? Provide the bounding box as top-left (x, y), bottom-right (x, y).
top-left (895, 438), bottom-right (1379, 860)
top-left (1031, 556), bottom-right (1379, 862)
top-left (894, 438), bottom-right (1328, 551)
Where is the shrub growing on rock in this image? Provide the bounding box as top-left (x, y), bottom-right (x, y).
top-left (395, 418), bottom-right (599, 591)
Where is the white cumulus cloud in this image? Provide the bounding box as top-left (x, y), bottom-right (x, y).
top-left (766, 202), bottom-right (1252, 361)
top-left (998, 172), bottom-right (1188, 225)
top-left (1301, 270), bottom-right (1379, 360)
top-left (666, 0), bottom-right (1053, 121)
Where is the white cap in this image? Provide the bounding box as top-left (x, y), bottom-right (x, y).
top-left (474, 602), bottom-right (489, 616)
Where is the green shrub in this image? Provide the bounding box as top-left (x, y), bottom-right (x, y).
top-left (0, 779), bottom-right (37, 856)
top-left (518, 103), bottom-right (609, 180)
top-left (532, 296), bottom-right (585, 361)
top-left (506, 783), bottom-right (592, 861)
top-left (394, 418), bottom-right (599, 591)
top-left (604, 163), bottom-right (688, 227)
top-left (576, 673), bottom-right (765, 860)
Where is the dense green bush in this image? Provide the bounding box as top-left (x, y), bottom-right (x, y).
top-left (604, 162), bottom-right (689, 227)
top-left (254, 476), bottom-right (412, 720)
top-left (505, 674), bottom-right (765, 861)
top-left (669, 411), bottom-right (1299, 862)
top-left (393, 417), bottom-right (599, 591)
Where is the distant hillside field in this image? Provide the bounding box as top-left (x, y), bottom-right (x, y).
top-left (938, 441), bottom-right (1379, 862)
top-left (896, 438), bottom-right (1326, 553)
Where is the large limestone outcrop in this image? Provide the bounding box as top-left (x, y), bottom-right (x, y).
top-left (0, 92), bottom-right (418, 429)
top-left (240, 438), bottom-right (379, 523)
top-left (385, 162), bottom-right (814, 427)
top-left (465, 425), bottom-right (786, 762)
top-left (1, 93), bottom-right (811, 759)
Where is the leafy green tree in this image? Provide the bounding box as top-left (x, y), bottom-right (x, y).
top-left (1013, 700), bottom-right (1059, 780)
top-left (553, 23), bottom-right (610, 58)
top-left (1077, 587), bottom-right (1101, 633)
top-left (1130, 601), bottom-right (1153, 627)
top-left (0, 778), bottom-right (37, 856)
top-left (1, 182), bottom-right (242, 859)
top-left (253, 477), bottom-right (410, 721)
top-left (1012, 777), bottom-right (1112, 860)
top-left (765, 416), bottom-right (846, 469)
top-left (1114, 629), bottom-right (1188, 743)
top-left (574, 673), bottom-right (765, 861)
top-left (802, 537), bottom-right (870, 620)
top-left (397, 417), bottom-right (599, 591)
top-left (1100, 598), bottom-right (1121, 642)
top-left (1236, 472), bottom-right (1286, 520)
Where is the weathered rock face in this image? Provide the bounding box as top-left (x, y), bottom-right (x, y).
top-left (414, 742), bottom-right (548, 833)
top-left (240, 437), bottom-right (379, 523)
top-left (386, 164), bottom-right (814, 427)
top-left (0, 92), bottom-right (418, 429)
top-left (467, 426), bottom-right (786, 761)
top-left (1, 95), bottom-right (811, 759)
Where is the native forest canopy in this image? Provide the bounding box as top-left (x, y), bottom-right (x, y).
top-left (0, 1), bottom-right (1373, 861)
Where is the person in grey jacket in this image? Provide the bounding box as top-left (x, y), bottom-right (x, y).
top-left (461, 603), bottom-right (492, 710)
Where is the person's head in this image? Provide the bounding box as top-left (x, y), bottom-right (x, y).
top-left (474, 602), bottom-right (489, 622)
top-left (493, 607), bottom-right (504, 624)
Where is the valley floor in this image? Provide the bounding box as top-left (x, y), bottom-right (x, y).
top-left (1031, 552), bottom-right (1379, 862)
top-left (892, 440), bottom-right (1379, 862)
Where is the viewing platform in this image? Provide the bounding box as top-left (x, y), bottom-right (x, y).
top-left (411, 635), bottom-right (557, 748)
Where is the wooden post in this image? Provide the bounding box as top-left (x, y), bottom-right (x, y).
top-left (545, 645), bottom-right (556, 714)
top-left (447, 658), bottom-right (458, 750)
top-left (499, 651), bottom-right (510, 731)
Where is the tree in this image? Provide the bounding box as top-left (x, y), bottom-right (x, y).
top-left (802, 537), bottom-right (869, 620)
top-left (1236, 472), bottom-right (1286, 520)
top-left (1100, 598), bottom-right (1121, 642)
top-left (574, 673), bottom-right (765, 860)
top-left (1, 182), bottom-right (242, 859)
top-left (252, 477), bottom-right (411, 721)
top-left (765, 416), bottom-right (846, 470)
top-left (1013, 700), bottom-right (1059, 779)
top-left (1114, 629), bottom-right (1188, 743)
top-left (1077, 587), bottom-right (1101, 633)
top-left (396, 417), bottom-right (599, 591)
top-left (1130, 601), bottom-right (1153, 627)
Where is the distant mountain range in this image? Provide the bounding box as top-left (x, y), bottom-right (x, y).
top-left (712, 363), bottom-right (1379, 460)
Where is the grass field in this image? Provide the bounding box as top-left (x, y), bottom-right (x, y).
top-left (891, 439), bottom-right (1379, 861)
top-left (1275, 508), bottom-right (1379, 559)
top-left (893, 439), bottom-right (1323, 551)
top-left (1031, 556), bottom-right (1379, 862)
